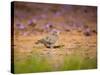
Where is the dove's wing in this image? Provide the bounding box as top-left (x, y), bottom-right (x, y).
top-left (45, 34), bottom-right (58, 44)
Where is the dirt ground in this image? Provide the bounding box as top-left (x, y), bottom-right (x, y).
top-left (13, 31), bottom-right (97, 70)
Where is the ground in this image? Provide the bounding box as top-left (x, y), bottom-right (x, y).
top-left (13, 30), bottom-right (97, 73)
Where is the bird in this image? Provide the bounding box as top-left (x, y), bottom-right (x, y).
top-left (35, 29), bottom-right (60, 48)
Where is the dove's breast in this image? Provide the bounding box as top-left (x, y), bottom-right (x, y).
top-left (46, 34), bottom-right (58, 44)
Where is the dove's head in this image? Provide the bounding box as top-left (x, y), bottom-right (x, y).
top-left (50, 29), bottom-right (60, 36)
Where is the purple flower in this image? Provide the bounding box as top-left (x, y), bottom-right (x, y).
top-left (41, 14), bottom-right (47, 19)
top-left (85, 28), bottom-right (91, 32)
top-left (16, 24), bottom-right (25, 30)
top-left (22, 32), bottom-right (28, 36)
top-left (32, 19), bottom-right (37, 23)
top-left (28, 19), bottom-right (37, 26)
top-left (54, 11), bottom-right (61, 17)
top-left (45, 23), bottom-right (53, 29)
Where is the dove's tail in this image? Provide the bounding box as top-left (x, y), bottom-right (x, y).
top-left (35, 39), bottom-right (43, 44)
top-left (35, 40), bottom-right (40, 44)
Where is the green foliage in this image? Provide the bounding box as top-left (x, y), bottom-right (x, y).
top-left (61, 55), bottom-right (83, 70)
top-left (14, 54), bottom-right (53, 74)
top-left (61, 55), bottom-right (97, 71)
top-left (80, 57), bottom-right (97, 69)
top-left (14, 47), bottom-right (97, 73)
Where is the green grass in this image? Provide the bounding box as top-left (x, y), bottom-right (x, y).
top-left (14, 54), bottom-right (54, 74)
top-left (61, 55), bottom-right (97, 71)
top-left (80, 57), bottom-right (97, 69)
top-left (61, 55), bottom-right (83, 70)
top-left (14, 54), bottom-right (97, 74)
top-left (14, 47), bottom-right (97, 74)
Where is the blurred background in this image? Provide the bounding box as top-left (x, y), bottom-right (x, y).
top-left (13, 2), bottom-right (97, 36)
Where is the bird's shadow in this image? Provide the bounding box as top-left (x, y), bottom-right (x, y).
top-left (46, 45), bottom-right (64, 48)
